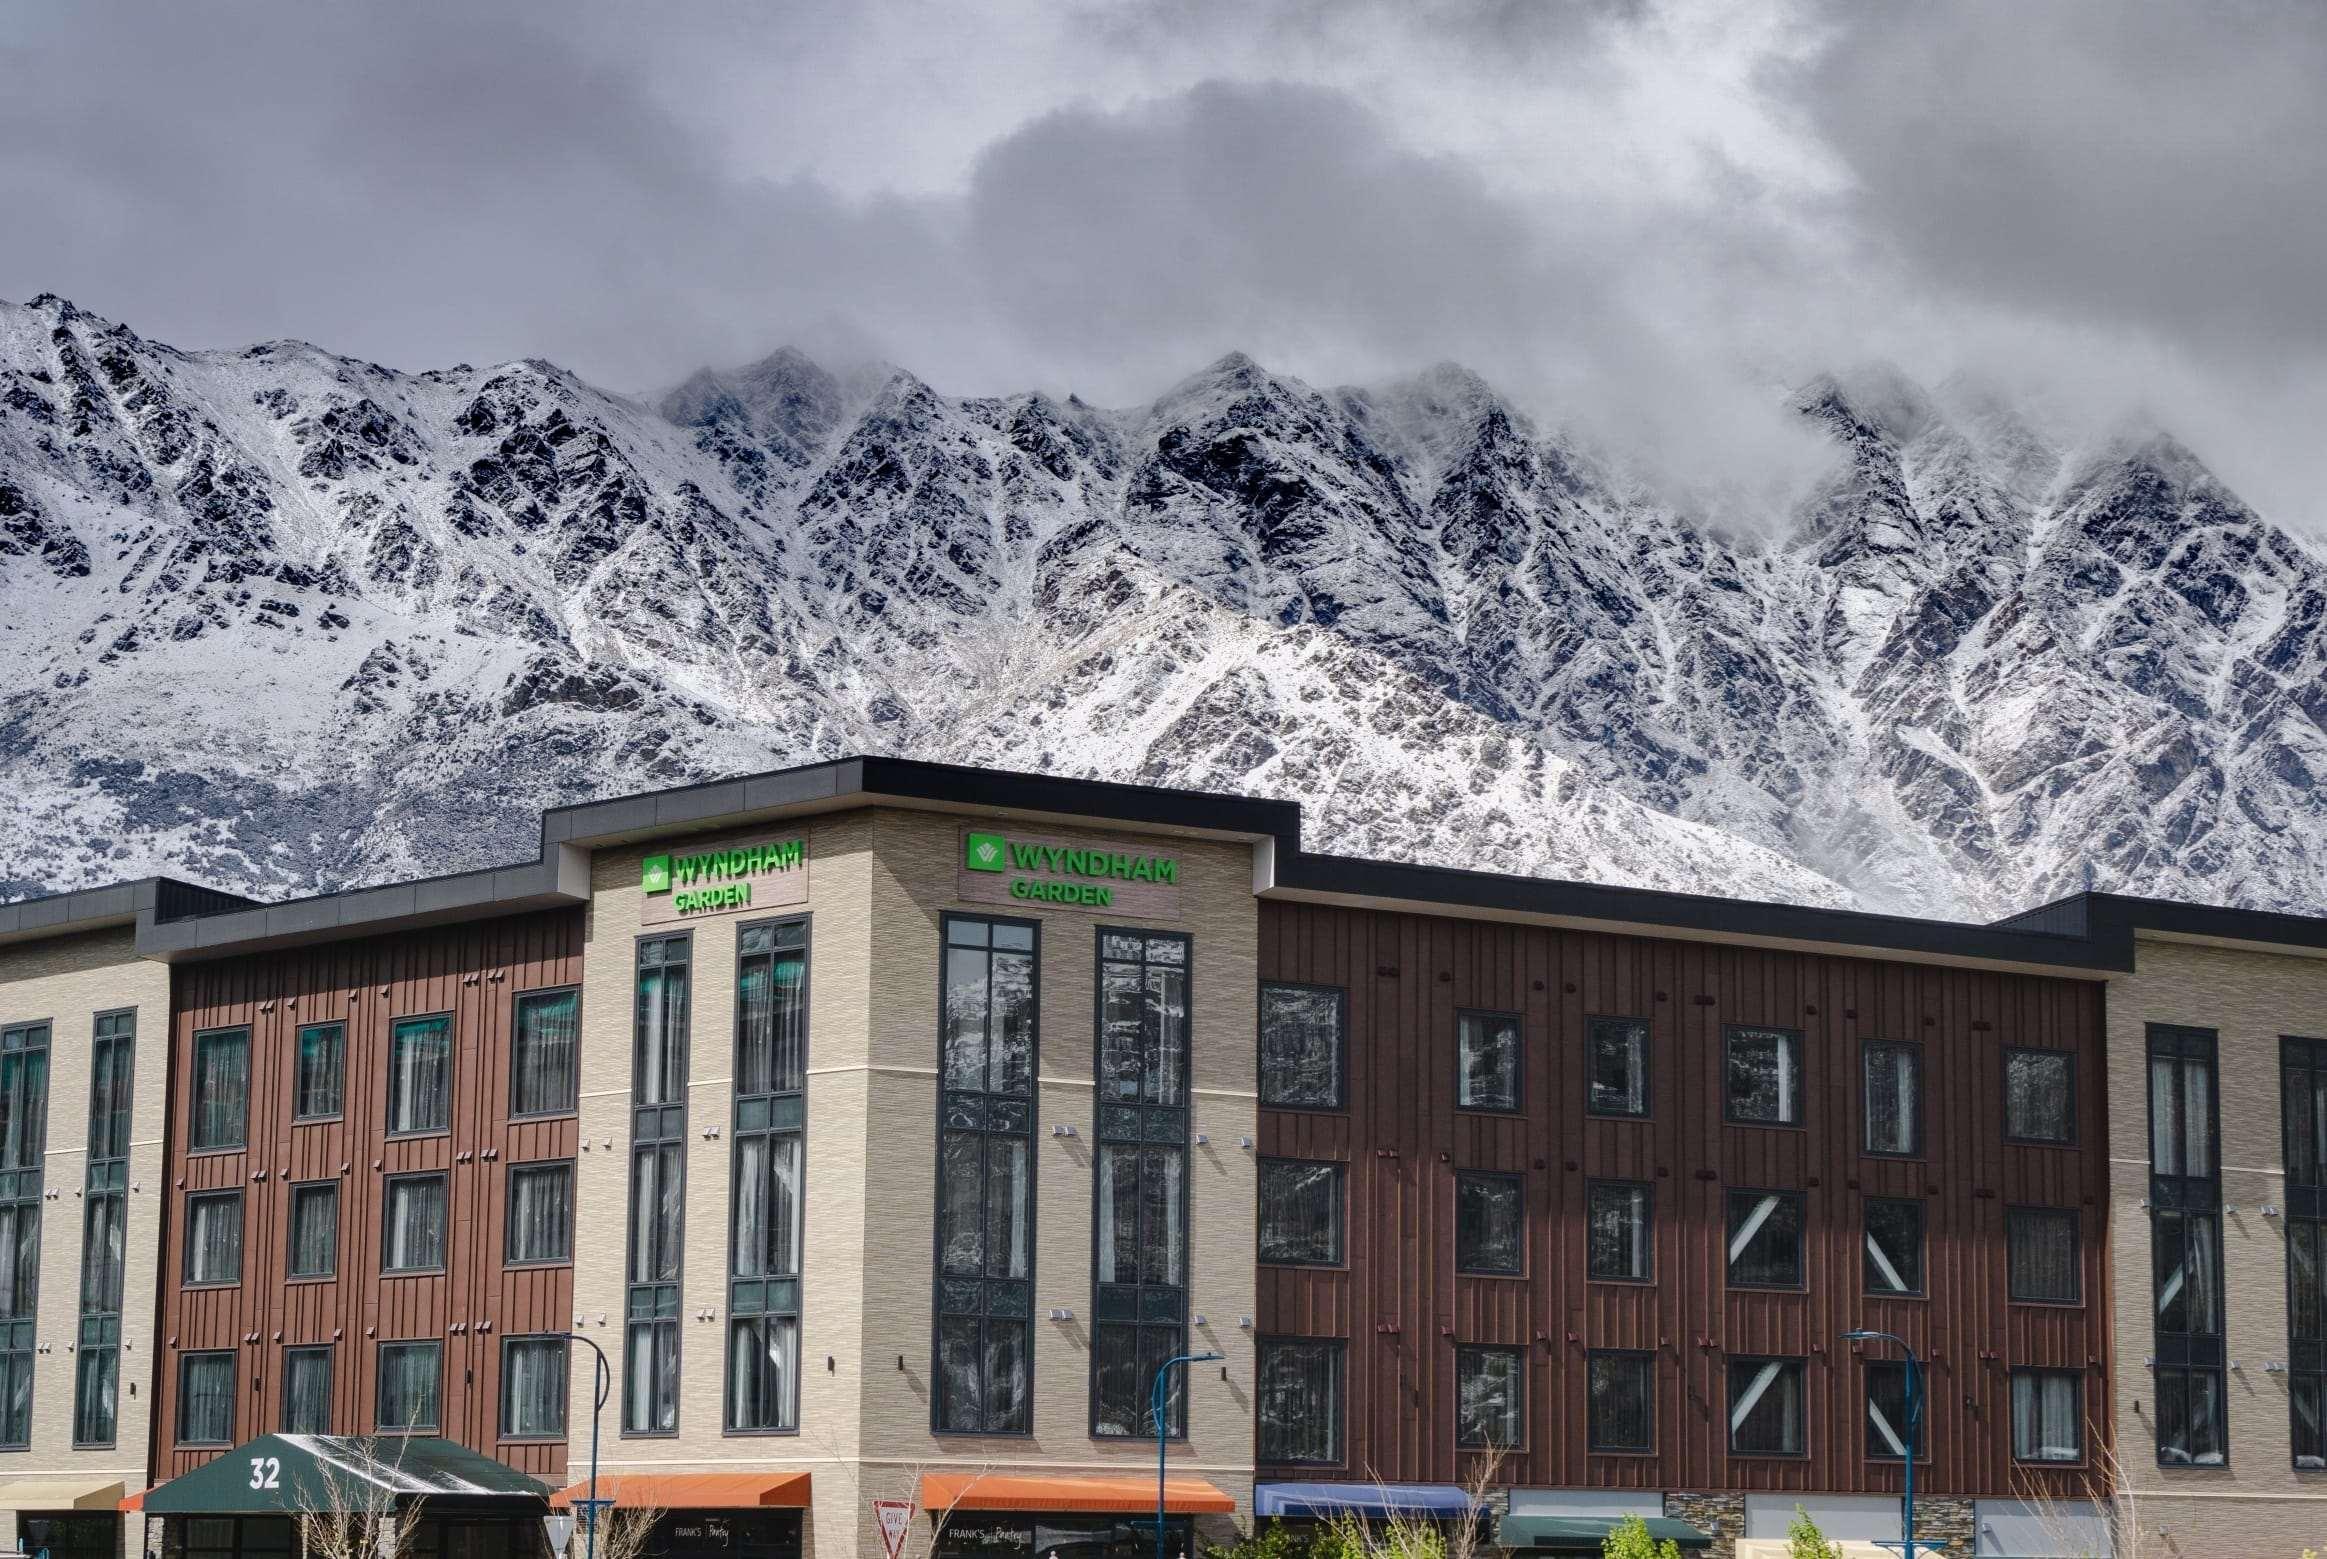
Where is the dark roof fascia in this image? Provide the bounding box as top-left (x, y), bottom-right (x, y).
top-left (2078, 891), bottom-right (2327, 960)
top-left (0, 877), bottom-right (171, 949)
top-left (1266, 849), bottom-right (2127, 974)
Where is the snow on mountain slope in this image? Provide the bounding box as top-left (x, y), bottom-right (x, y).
top-left (6, 291), bottom-right (2327, 920)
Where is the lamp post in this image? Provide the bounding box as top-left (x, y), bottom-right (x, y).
top-left (1152, 1352), bottom-right (1223, 1559)
top-left (561, 1331), bottom-right (616, 1559)
top-left (1843, 1330), bottom-right (1923, 1559)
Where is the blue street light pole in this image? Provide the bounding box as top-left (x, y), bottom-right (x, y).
top-left (1844, 1330), bottom-right (1924, 1559)
top-left (1153, 1352), bottom-right (1223, 1559)
top-left (561, 1332), bottom-right (616, 1559)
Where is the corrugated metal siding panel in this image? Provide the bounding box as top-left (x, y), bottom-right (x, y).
top-left (1256, 902), bottom-right (2111, 1499)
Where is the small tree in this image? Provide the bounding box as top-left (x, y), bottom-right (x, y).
top-left (1785, 1506), bottom-right (1838, 1559)
top-left (579, 1502), bottom-right (664, 1559)
top-left (289, 1437), bottom-right (425, 1559)
top-left (1599, 1514), bottom-right (1681, 1559)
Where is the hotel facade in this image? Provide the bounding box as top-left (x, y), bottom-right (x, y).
top-left (0, 757), bottom-right (2324, 1558)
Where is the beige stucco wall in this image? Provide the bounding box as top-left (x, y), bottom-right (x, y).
top-left (574, 805), bottom-right (1259, 1559)
top-left (0, 927), bottom-right (169, 1557)
top-left (2106, 935), bottom-right (2327, 1557)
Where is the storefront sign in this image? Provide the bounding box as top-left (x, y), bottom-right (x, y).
top-left (641, 835), bottom-right (809, 924)
top-left (958, 826), bottom-right (1182, 917)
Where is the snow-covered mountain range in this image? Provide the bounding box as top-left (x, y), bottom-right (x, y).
top-left (5, 292), bottom-right (2324, 919)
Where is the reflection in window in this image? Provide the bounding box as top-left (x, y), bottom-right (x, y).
top-left (1726, 1190), bottom-right (1803, 1289)
top-left (386, 1015), bottom-right (452, 1135)
top-left (2011, 1370), bottom-right (2082, 1463)
top-left (1725, 1027), bottom-right (1802, 1125)
top-left (1588, 1352), bottom-right (1653, 1452)
top-left (1865, 1360), bottom-right (1922, 1460)
top-left (1587, 1017), bottom-right (1649, 1117)
top-left (1455, 1346), bottom-right (1523, 1449)
top-left (1259, 984), bottom-right (1344, 1107)
top-left (1257, 1339), bottom-right (1342, 1464)
top-left (729, 919), bottom-right (807, 1433)
top-left (1257, 1161), bottom-right (1344, 1266)
top-left (2007, 1208), bottom-right (2081, 1304)
top-left (2004, 1049), bottom-right (2073, 1143)
top-left (1862, 1040), bottom-right (1921, 1155)
top-left (293, 1023), bottom-right (344, 1120)
top-left (1455, 1173), bottom-right (1523, 1275)
top-left (1456, 1012), bottom-right (1521, 1112)
top-left (1728, 1356), bottom-right (1805, 1455)
top-left (1863, 1198), bottom-right (1924, 1296)
top-left (624, 934), bottom-right (690, 1435)
top-left (1587, 1183), bottom-right (1652, 1282)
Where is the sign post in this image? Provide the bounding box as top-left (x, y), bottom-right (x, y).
top-left (873, 1498), bottom-right (914, 1559)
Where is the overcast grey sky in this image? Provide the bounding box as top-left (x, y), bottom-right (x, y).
top-left (4, 0), bottom-right (2324, 520)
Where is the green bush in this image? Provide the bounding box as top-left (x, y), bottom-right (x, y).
top-left (1786, 1506), bottom-right (1839, 1559)
top-left (1600, 1514), bottom-right (1681, 1559)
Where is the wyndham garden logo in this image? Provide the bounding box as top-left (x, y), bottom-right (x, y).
top-left (965, 831), bottom-right (1178, 905)
top-left (642, 839), bottom-right (805, 915)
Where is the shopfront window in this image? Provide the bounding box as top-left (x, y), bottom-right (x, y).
top-left (935, 1516), bottom-right (1188, 1559)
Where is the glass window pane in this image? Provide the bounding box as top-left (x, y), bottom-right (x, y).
top-left (185, 1192), bottom-right (242, 1285)
top-left (512, 991), bottom-right (580, 1116)
top-left (1728, 1357), bottom-right (1804, 1455)
top-left (1258, 1161), bottom-right (1344, 1266)
top-left (386, 1016), bottom-right (452, 1135)
top-left (1587, 1183), bottom-right (1651, 1281)
top-left (1588, 1017), bottom-right (1649, 1116)
top-left (503, 1337), bottom-right (569, 1437)
top-left (1456, 1013), bottom-right (1521, 1111)
top-left (1456, 1173), bottom-right (1523, 1275)
top-left (190, 1030), bottom-right (249, 1151)
top-left (283, 1348), bottom-right (332, 1434)
top-left (2012, 1370), bottom-right (2082, 1462)
top-left (1864, 1199), bottom-right (1925, 1295)
top-left (1726, 1191), bottom-right (1803, 1288)
top-left (1260, 985), bottom-right (1344, 1108)
top-left (1863, 1042), bottom-right (1920, 1155)
top-left (1588, 1352), bottom-right (1652, 1452)
top-left (2005, 1050), bottom-right (2072, 1143)
top-left (1865, 1361), bottom-right (1922, 1459)
top-left (383, 1176), bottom-right (448, 1272)
top-left (294, 1024), bottom-right (344, 1120)
top-left (1726, 1028), bottom-right (1801, 1124)
top-left (507, 1163), bottom-right (573, 1264)
top-left (179, 1353), bottom-right (235, 1444)
top-left (1455, 1346), bottom-right (1523, 1448)
top-left (288, 1184), bottom-right (338, 1279)
top-left (2010, 1208), bottom-right (2081, 1304)
top-left (376, 1341), bottom-right (441, 1431)
top-left (1257, 1341), bottom-right (1342, 1464)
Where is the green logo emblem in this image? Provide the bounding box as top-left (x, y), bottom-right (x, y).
top-left (965, 832), bottom-right (1008, 873)
top-left (641, 854), bottom-right (672, 894)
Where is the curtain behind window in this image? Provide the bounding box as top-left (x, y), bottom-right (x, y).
top-left (512, 992), bottom-right (580, 1116)
top-left (2012, 1372), bottom-right (2080, 1461)
top-left (187, 1195), bottom-right (240, 1284)
top-left (294, 1024), bottom-right (344, 1119)
top-left (377, 1344), bottom-right (439, 1430)
top-left (384, 1179), bottom-right (446, 1271)
top-left (191, 1032), bottom-right (246, 1149)
top-left (288, 1186), bottom-right (337, 1277)
top-left (504, 1339), bottom-right (567, 1436)
top-left (508, 1165), bottom-right (572, 1264)
top-left (73, 1347), bottom-right (117, 1445)
top-left (2010, 1209), bottom-right (2079, 1302)
top-left (181, 1355), bottom-right (233, 1442)
top-left (1864, 1043), bottom-right (1918, 1153)
top-left (0, 1206), bottom-right (30, 1317)
top-left (283, 1349), bottom-right (331, 1434)
top-left (387, 1017), bottom-right (451, 1134)
top-left (726, 1316), bottom-right (795, 1431)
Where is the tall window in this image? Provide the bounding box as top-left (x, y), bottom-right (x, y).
top-left (1726, 1189), bottom-right (1804, 1289)
top-left (2006, 1208), bottom-right (2081, 1303)
top-left (502, 1336), bottom-right (569, 1439)
top-left (382, 1174), bottom-right (447, 1273)
top-left (1865, 1361), bottom-right (1922, 1459)
top-left (1864, 1198), bottom-right (1925, 1296)
top-left (1726, 1026), bottom-right (1803, 1125)
top-left (1862, 1040), bottom-right (1921, 1156)
top-left (282, 1347), bottom-right (332, 1434)
top-left (2284, 1037), bottom-right (2327, 1468)
top-left (506, 1162), bottom-right (573, 1265)
top-left (189, 1026), bottom-right (248, 1150)
top-left (376, 1341), bottom-right (441, 1432)
top-left (1588, 1351), bottom-right (1653, 1452)
top-left (0, 1022), bottom-right (49, 1448)
top-left (1257, 1339), bottom-right (1343, 1465)
top-left (385, 1014), bottom-right (452, 1135)
top-left (1257, 1160), bottom-right (1344, 1266)
top-left (1259, 983), bottom-right (1343, 1108)
top-left (1456, 1011), bottom-right (1521, 1112)
top-left (1587, 1016), bottom-right (1650, 1118)
top-left (729, 918), bottom-right (807, 1433)
top-left (184, 1190), bottom-right (243, 1286)
top-left (293, 1022), bottom-right (344, 1120)
top-left (2004, 1048), bottom-right (2074, 1143)
top-left (2011, 1370), bottom-right (2082, 1463)
top-left (1093, 929), bottom-right (1191, 1438)
top-left (1728, 1356), bottom-right (1805, 1455)
top-left (1456, 1172), bottom-right (1524, 1276)
top-left (287, 1183), bottom-right (339, 1279)
top-left (510, 989), bottom-right (581, 1118)
top-left (178, 1352), bottom-right (235, 1445)
top-left (1587, 1182), bottom-right (1652, 1282)
top-left (624, 933), bottom-right (690, 1435)
top-left (933, 916), bottom-right (1038, 1436)
top-left (75, 1011), bottom-right (131, 1447)
top-left (1455, 1345), bottom-right (1524, 1449)
top-left (2149, 1024), bottom-right (2225, 1468)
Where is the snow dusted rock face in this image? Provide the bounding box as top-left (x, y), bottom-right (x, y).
top-left (4, 291), bottom-right (2327, 919)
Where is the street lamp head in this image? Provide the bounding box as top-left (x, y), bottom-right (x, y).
top-left (1192, 1352), bottom-right (1224, 1363)
top-left (1843, 1330), bottom-right (1879, 1341)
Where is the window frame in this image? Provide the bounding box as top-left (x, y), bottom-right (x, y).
top-left (73, 1008), bottom-right (134, 1451)
top-left (1256, 1158), bottom-right (1346, 1269)
top-left (176, 1350), bottom-right (237, 1446)
top-left (1586, 1349), bottom-right (1655, 1454)
top-left (382, 1010), bottom-right (455, 1139)
top-left (726, 913), bottom-right (811, 1438)
top-left (1860, 1037), bottom-right (1924, 1158)
top-left (1584, 1014), bottom-right (1652, 1120)
top-left (1255, 1336), bottom-right (1346, 1468)
top-left (623, 930), bottom-right (692, 1439)
top-left (2154, 1362), bottom-right (2229, 1469)
top-left (1864, 1358), bottom-right (1928, 1462)
top-left (507, 984), bottom-right (584, 1122)
top-left (1454, 1169), bottom-right (1526, 1278)
top-left (1257, 980), bottom-right (1348, 1111)
top-left (1453, 1009), bottom-right (1524, 1115)
top-left (1723, 1024), bottom-right (1805, 1128)
top-left (2146, 1024), bottom-right (2225, 1469)
top-left (1726, 1354), bottom-right (1808, 1459)
top-left (188, 1025), bottom-right (250, 1153)
top-left (2002, 1046), bottom-right (2077, 1147)
top-left (280, 1344), bottom-right (334, 1435)
top-left (1724, 1187), bottom-right (1806, 1291)
top-left (1585, 1179), bottom-right (1654, 1285)
top-left (2282, 1037), bottom-right (2327, 1469)
top-left (284, 1179), bottom-right (340, 1282)
top-left (1862, 1196), bottom-right (1927, 1299)
top-left (2009, 1368), bottom-right (2086, 1466)
top-left (2005, 1205), bottom-right (2083, 1306)
top-left (380, 1171), bottom-right (450, 1277)
top-left (374, 1339), bottom-right (443, 1434)
top-left (181, 1188), bottom-right (244, 1289)
top-left (503, 1159), bottom-right (576, 1268)
top-left (291, 1020), bottom-right (346, 1123)
top-left (499, 1334), bottom-right (571, 1442)
top-left (1453, 1343), bottom-right (1527, 1451)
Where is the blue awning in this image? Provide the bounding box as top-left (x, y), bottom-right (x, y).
top-left (1255, 1484), bottom-right (1484, 1520)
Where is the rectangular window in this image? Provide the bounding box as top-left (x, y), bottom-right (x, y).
top-left (178, 1352), bottom-right (235, 1445)
top-left (1257, 1160), bottom-right (1344, 1266)
top-left (1727, 1356), bottom-right (1805, 1456)
top-left (1455, 1010), bottom-right (1521, 1112)
top-left (282, 1347), bottom-right (332, 1434)
top-left (0, 1022), bottom-right (49, 1449)
top-left (1092, 928), bottom-right (1193, 1440)
top-left (1256, 1339), bottom-right (1343, 1465)
top-left (501, 1336), bottom-right (568, 1438)
top-left (184, 1190), bottom-right (243, 1286)
top-left (1865, 1360), bottom-right (1923, 1459)
top-left (1587, 1016), bottom-right (1650, 1118)
top-left (1259, 983), bottom-right (1344, 1108)
top-left (1862, 1039), bottom-right (1922, 1156)
top-left (72, 1348), bottom-right (118, 1450)
top-left (510, 988), bottom-right (581, 1118)
top-left (506, 1162), bottom-right (574, 1265)
top-left (293, 1022), bottom-right (344, 1120)
top-left (934, 915), bottom-right (1037, 1436)
top-left (2149, 1026), bottom-right (2217, 1180)
top-left (728, 918), bottom-right (807, 1433)
top-left (287, 1182), bottom-right (339, 1279)
top-left (376, 1341), bottom-right (442, 1432)
top-left (1725, 1026), bottom-right (1803, 1125)
top-left (2284, 1039), bottom-right (2327, 1469)
top-left (1587, 1182), bottom-right (1652, 1282)
top-left (2004, 1048), bottom-right (2074, 1144)
top-left (2156, 1364), bottom-right (2226, 1467)
top-left (73, 1011), bottom-right (130, 1448)
top-left (1588, 1351), bottom-right (1653, 1453)
top-left (1726, 1189), bottom-right (1804, 1289)
top-left (382, 1174), bottom-right (448, 1273)
top-left (1864, 1198), bottom-right (1925, 1296)
top-left (190, 1027), bottom-right (249, 1150)
top-left (1455, 1171), bottom-right (1524, 1276)
top-left (2153, 1210), bottom-right (2222, 1335)
top-left (2007, 1208), bottom-right (2081, 1304)
top-left (385, 1014), bottom-right (452, 1135)
top-left (2011, 1370), bottom-right (2083, 1463)
top-left (624, 933), bottom-right (690, 1436)
top-left (1454, 1345), bottom-right (1524, 1449)
top-left (2148, 1024), bottom-right (2223, 1468)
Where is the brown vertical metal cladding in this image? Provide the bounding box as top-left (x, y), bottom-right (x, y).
top-left (157, 909), bottom-right (582, 1479)
top-left (1258, 901), bottom-right (2111, 1499)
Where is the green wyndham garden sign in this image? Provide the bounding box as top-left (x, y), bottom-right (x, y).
top-left (964, 830), bottom-right (1178, 906)
top-left (642, 838), bottom-right (805, 915)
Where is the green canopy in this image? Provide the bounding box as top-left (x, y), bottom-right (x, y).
top-left (141, 1436), bottom-right (548, 1516)
top-left (1497, 1514), bottom-right (1712, 1552)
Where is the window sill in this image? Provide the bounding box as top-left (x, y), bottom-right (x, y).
top-left (1587, 1275), bottom-right (1656, 1287)
top-left (1863, 1290), bottom-right (1930, 1302)
top-left (1726, 1450), bottom-right (1811, 1460)
top-left (181, 1280), bottom-right (242, 1291)
top-left (499, 1433), bottom-right (567, 1445)
top-left (1722, 1119), bottom-right (1808, 1131)
top-left (1456, 1269), bottom-right (1527, 1281)
top-left (1860, 1149), bottom-right (1926, 1162)
top-left (286, 1274), bottom-right (335, 1285)
top-left (2006, 1296), bottom-right (2085, 1308)
top-left (1726, 1282), bottom-right (1809, 1293)
top-left (381, 1268), bottom-right (447, 1279)
top-left (504, 1258), bottom-right (574, 1272)
top-left (1258, 1257), bottom-right (1347, 1271)
top-left (292, 1115), bottom-right (346, 1127)
top-left (2003, 1136), bottom-right (2078, 1150)
top-left (384, 1129), bottom-right (451, 1142)
top-left (186, 1145), bottom-right (246, 1158)
top-left (1453, 1106), bottom-right (1525, 1118)
top-left (722, 1426), bottom-right (802, 1439)
top-left (508, 1109), bottom-right (579, 1125)
top-left (928, 1427), bottom-right (1037, 1440)
top-left (1585, 1110), bottom-right (1652, 1123)
top-left (1587, 1447), bottom-right (1657, 1458)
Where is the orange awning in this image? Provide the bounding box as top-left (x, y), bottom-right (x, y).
top-left (550, 1471), bottom-right (811, 1509)
top-left (919, 1473), bottom-right (1235, 1515)
top-left (119, 1488), bottom-right (150, 1513)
